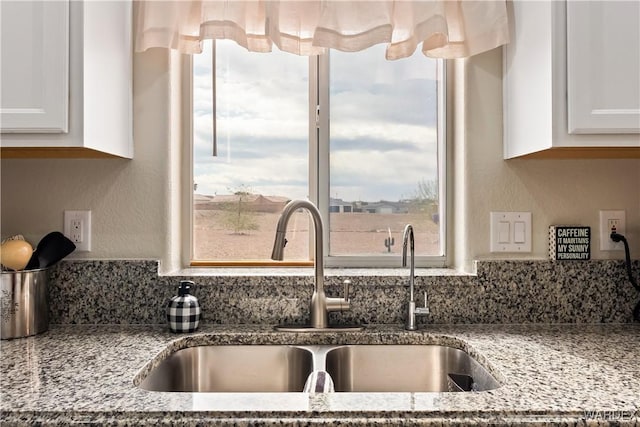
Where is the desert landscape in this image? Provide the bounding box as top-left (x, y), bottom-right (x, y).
top-left (193, 203), bottom-right (440, 261)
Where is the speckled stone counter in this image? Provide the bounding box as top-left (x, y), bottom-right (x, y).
top-left (2, 324), bottom-right (639, 426)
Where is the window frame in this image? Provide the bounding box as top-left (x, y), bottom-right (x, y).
top-left (186, 43), bottom-right (449, 268)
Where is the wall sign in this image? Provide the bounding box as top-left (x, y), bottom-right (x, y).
top-left (549, 226), bottom-right (591, 261)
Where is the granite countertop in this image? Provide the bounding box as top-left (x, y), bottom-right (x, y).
top-left (1, 324), bottom-right (639, 426)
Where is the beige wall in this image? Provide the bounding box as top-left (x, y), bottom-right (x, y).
top-left (454, 49), bottom-right (640, 269)
top-left (2, 48), bottom-right (639, 272)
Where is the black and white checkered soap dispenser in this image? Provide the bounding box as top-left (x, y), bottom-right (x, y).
top-left (166, 280), bottom-right (201, 333)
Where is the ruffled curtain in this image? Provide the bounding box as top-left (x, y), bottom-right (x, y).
top-left (134, 0), bottom-right (509, 60)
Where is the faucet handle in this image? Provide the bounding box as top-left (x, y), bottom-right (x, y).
top-left (326, 279), bottom-right (352, 313)
top-left (343, 279), bottom-right (351, 303)
top-left (416, 291), bottom-right (430, 315)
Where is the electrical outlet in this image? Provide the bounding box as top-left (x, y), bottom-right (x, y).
top-left (64, 210), bottom-right (91, 252)
top-left (70, 219), bottom-right (83, 243)
top-left (599, 210), bottom-right (625, 251)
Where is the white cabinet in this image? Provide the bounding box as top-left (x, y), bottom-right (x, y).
top-left (503, 1), bottom-right (640, 159)
top-left (0, 1), bottom-right (69, 133)
top-left (0, 1), bottom-right (133, 159)
top-left (567, 1), bottom-right (640, 134)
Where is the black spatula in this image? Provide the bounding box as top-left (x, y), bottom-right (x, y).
top-left (25, 232), bottom-right (76, 270)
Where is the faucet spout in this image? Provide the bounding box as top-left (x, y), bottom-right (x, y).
top-left (271, 199), bottom-right (349, 329)
top-left (402, 224), bottom-right (415, 302)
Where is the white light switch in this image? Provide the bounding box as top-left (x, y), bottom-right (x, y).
top-left (514, 221), bottom-right (526, 243)
top-left (498, 222), bottom-right (510, 243)
top-left (490, 212), bottom-right (532, 253)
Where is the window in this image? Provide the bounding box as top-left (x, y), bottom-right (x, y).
top-left (192, 40), bottom-right (446, 267)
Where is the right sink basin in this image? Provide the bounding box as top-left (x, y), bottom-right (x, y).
top-left (325, 344), bottom-right (500, 392)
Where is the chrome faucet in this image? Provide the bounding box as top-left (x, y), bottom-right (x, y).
top-left (402, 224), bottom-right (429, 330)
top-left (271, 199), bottom-right (355, 330)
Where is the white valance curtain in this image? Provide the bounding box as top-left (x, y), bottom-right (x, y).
top-left (135, 0), bottom-right (509, 60)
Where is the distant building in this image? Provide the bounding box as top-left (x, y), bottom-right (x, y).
top-left (197, 195), bottom-right (412, 215)
top-left (330, 198), bottom-right (409, 214)
top-left (362, 201), bottom-right (409, 214)
top-left (329, 198), bottom-right (353, 213)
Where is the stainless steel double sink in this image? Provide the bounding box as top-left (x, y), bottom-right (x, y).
top-left (137, 344), bottom-right (501, 393)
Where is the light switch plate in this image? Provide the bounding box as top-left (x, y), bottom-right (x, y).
top-left (490, 212), bottom-right (532, 253)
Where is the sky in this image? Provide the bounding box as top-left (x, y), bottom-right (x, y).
top-left (193, 39), bottom-right (440, 203)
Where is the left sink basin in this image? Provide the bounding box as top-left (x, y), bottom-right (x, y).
top-left (138, 345), bottom-right (313, 392)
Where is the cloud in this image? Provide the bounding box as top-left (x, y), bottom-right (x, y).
top-left (192, 39), bottom-right (441, 202)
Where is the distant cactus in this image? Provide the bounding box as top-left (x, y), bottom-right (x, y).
top-left (384, 236), bottom-right (395, 252)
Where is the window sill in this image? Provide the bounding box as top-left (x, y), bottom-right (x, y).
top-left (165, 266), bottom-right (471, 277)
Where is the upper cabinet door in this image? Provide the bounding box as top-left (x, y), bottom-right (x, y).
top-left (0, 1), bottom-right (69, 133)
top-left (566, 1), bottom-right (640, 134)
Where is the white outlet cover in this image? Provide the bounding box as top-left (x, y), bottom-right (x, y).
top-left (599, 210), bottom-right (626, 251)
top-left (490, 212), bottom-right (532, 253)
top-left (64, 210), bottom-right (92, 252)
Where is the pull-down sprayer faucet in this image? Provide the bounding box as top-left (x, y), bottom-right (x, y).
top-left (272, 199), bottom-right (359, 331)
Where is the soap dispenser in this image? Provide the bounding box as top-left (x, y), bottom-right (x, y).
top-left (166, 280), bottom-right (201, 333)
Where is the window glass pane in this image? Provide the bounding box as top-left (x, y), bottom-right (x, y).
top-left (329, 46), bottom-right (441, 256)
top-left (192, 40), bottom-right (309, 261)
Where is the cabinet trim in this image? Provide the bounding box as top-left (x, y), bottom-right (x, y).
top-left (0, 147), bottom-right (128, 159)
top-left (510, 147), bottom-right (640, 159)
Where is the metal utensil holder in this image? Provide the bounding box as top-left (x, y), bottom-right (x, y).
top-left (1, 268), bottom-right (50, 339)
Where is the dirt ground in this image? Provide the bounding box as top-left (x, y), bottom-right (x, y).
top-left (193, 210), bottom-right (440, 261)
